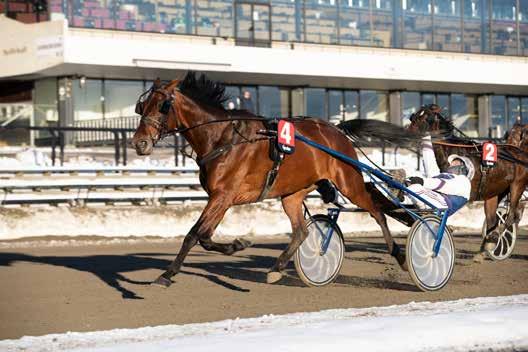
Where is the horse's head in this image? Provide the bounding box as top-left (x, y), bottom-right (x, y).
top-left (506, 123), bottom-right (528, 150)
top-left (407, 104), bottom-right (453, 136)
top-left (132, 78), bottom-right (180, 155)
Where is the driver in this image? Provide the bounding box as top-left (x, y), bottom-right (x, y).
top-left (406, 135), bottom-right (474, 216)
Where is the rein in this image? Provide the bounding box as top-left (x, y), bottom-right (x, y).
top-left (432, 140), bottom-right (523, 151)
top-left (432, 140), bottom-right (528, 168)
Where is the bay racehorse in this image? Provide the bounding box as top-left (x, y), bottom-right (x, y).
top-left (131, 72), bottom-right (421, 287)
top-left (407, 104), bottom-right (528, 261)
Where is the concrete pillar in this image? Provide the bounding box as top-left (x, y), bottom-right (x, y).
top-left (478, 95), bottom-right (490, 138)
top-left (389, 91), bottom-right (402, 125)
top-left (57, 77), bottom-right (74, 145)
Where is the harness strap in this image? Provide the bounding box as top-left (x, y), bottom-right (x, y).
top-left (257, 154), bottom-right (283, 202)
top-left (477, 166), bottom-right (488, 201)
top-left (197, 144), bottom-right (233, 167)
top-left (433, 140), bottom-right (522, 151)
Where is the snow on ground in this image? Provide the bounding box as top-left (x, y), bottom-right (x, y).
top-left (2, 200), bottom-right (525, 241)
top-left (0, 147), bottom-right (417, 174)
top-left (1, 295), bottom-right (527, 352)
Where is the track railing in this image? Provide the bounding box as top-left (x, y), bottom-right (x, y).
top-left (0, 125), bottom-right (188, 167)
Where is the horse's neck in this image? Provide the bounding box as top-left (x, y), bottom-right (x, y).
top-left (177, 98), bottom-right (230, 158)
top-left (433, 143), bottom-right (450, 172)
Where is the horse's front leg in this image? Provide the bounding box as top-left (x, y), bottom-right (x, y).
top-left (153, 193), bottom-right (240, 288)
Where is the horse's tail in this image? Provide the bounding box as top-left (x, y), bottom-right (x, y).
top-left (337, 119), bottom-right (422, 146)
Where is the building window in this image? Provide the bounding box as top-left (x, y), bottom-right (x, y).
top-left (328, 90), bottom-right (344, 123)
top-left (490, 95), bottom-right (506, 137)
top-left (463, 0), bottom-right (489, 53)
top-left (224, 86), bottom-right (241, 110)
top-left (339, 0), bottom-right (371, 46)
top-left (258, 86), bottom-right (281, 118)
top-left (433, 0), bottom-right (461, 52)
top-left (401, 92), bottom-right (420, 126)
top-left (507, 96), bottom-right (522, 126)
top-left (403, 0), bottom-right (433, 50)
top-left (34, 79), bottom-right (58, 126)
top-left (422, 93), bottom-right (435, 105)
top-left (104, 80), bottom-right (144, 119)
top-left (344, 91), bottom-right (359, 120)
top-left (72, 79), bottom-right (103, 121)
top-left (305, 0), bottom-right (339, 44)
top-left (491, 0), bottom-right (518, 55)
top-left (451, 94), bottom-right (478, 137)
top-left (371, 0), bottom-right (394, 48)
top-left (522, 97), bottom-right (528, 122)
top-left (520, 0), bottom-right (528, 55)
top-left (360, 90), bottom-right (388, 121)
top-left (305, 88), bottom-right (327, 118)
top-left (240, 87), bottom-right (257, 114)
top-left (159, 0), bottom-right (190, 34)
top-left (196, 0), bottom-right (233, 37)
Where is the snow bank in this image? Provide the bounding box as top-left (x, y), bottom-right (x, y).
top-left (0, 147), bottom-right (412, 172)
top-left (1, 295), bottom-right (527, 352)
top-left (1, 201), bottom-right (524, 240)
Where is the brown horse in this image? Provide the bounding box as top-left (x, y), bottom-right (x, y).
top-left (407, 104), bottom-right (528, 261)
top-left (131, 72), bottom-right (419, 287)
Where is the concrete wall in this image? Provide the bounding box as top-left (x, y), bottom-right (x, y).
top-left (1, 17), bottom-right (527, 95)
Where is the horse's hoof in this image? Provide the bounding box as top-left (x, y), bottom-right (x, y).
top-left (266, 271), bottom-right (283, 284)
top-left (484, 242), bottom-right (496, 252)
top-left (234, 238), bottom-right (252, 251)
top-left (484, 231), bottom-right (499, 252)
top-left (151, 275), bottom-right (172, 288)
top-left (396, 254), bottom-right (408, 271)
top-left (473, 252), bottom-right (485, 263)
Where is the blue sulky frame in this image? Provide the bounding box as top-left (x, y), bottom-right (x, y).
top-left (295, 133), bottom-right (449, 258)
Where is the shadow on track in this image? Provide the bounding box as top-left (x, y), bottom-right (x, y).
top-left (0, 240), bottom-right (431, 298)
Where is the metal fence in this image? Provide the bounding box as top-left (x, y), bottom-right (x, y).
top-left (74, 116), bottom-right (140, 144)
top-left (0, 125), bottom-right (188, 167)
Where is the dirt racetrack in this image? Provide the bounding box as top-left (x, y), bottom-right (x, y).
top-left (1, 233), bottom-right (527, 340)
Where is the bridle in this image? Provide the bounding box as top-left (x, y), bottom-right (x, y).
top-left (409, 105), bottom-right (471, 139)
top-left (135, 86), bottom-right (179, 143)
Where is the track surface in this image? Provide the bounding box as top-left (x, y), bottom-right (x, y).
top-left (1, 234), bottom-right (527, 340)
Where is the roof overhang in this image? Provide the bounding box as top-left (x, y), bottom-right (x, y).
top-left (1, 17), bottom-right (527, 95)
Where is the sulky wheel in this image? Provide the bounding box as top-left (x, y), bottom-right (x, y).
top-left (294, 214), bottom-right (345, 287)
top-left (406, 215), bottom-right (455, 292)
top-left (482, 206), bottom-right (517, 261)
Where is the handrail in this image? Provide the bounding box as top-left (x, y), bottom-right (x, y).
top-left (0, 125), bottom-right (187, 168)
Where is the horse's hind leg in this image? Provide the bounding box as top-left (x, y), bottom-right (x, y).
top-left (153, 194), bottom-right (249, 288)
top-left (334, 176), bottom-right (407, 270)
top-left (498, 181), bottom-right (524, 233)
top-left (267, 188), bottom-right (313, 284)
top-left (473, 197), bottom-right (499, 263)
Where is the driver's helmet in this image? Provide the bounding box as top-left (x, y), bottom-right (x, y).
top-left (447, 154), bottom-right (474, 180)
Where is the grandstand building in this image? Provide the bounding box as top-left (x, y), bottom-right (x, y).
top-left (0, 0), bottom-right (527, 146)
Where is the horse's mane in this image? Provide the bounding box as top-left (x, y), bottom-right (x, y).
top-left (177, 71), bottom-right (229, 110)
top-left (437, 115), bottom-right (454, 134)
top-left (338, 119), bottom-right (422, 146)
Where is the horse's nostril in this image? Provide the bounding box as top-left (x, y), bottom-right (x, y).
top-left (138, 140), bottom-right (148, 150)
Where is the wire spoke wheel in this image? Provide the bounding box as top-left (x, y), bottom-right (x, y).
top-left (294, 214), bottom-right (345, 287)
top-left (406, 215), bottom-right (455, 292)
top-left (482, 206), bottom-right (517, 261)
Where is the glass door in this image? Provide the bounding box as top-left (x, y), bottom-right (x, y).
top-left (235, 2), bottom-right (271, 47)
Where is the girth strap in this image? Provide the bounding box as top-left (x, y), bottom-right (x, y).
top-left (257, 153), bottom-right (283, 202)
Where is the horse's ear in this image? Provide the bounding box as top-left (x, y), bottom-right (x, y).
top-left (430, 104), bottom-right (441, 113)
top-left (153, 78), bottom-right (162, 88)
